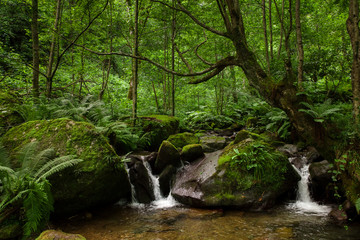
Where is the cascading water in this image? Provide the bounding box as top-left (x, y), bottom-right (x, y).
top-left (288, 157), bottom-right (331, 215)
top-left (142, 160), bottom-right (179, 209)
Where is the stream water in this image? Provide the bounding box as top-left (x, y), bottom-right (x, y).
top-left (54, 155), bottom-right (360, 239)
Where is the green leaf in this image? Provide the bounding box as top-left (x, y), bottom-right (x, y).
top-left (355, 198), bottom-right (360, 215)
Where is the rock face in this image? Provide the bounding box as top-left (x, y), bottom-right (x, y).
top-left (36, 230), bottom-right (86, 240)
top-left (200, 135), bottom-right (226, 153)
top-left (1, 119), bottom-right (131, 215)
top-left (138, 115), bottom-right (179, 151)
top-left (167, 132), bottom-right (199, 148)
top-left (309, 160), bottom-right (333, 201)
top-left (155, 141), bottom-right (181, 174)
top-left (172, 135), bottom-right (300, 209)
top-left (181, 144), bottom-right (204, 162)
top-left (159, 165), bottom-right (177, 196)
top-left (127, 156), bottom-right (155, 203)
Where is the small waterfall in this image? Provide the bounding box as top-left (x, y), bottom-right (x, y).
top-left (288, 157), bottom-right (331, 215)
top-left (124, 164), bottom-right (138, 204)
top-left (143, 160), bottom-right (162, 200)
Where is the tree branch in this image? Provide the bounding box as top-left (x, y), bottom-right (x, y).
top-left (195, 31), bottom-right (213, 66)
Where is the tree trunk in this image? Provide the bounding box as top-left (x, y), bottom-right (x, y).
top-left (132, 0), bottom-right (139, 125)
top-left (262, 0), bottom-right (270, 72)
top-left (163, 21), bottom-right (168, 112)
top-left (31, 0), bottom-right (40, 99)
top-left (347, 0), bottom-right (360, 122)
top-left (295, 0), bottom-right (304, 90)
top-left (269, 0), bottom-right (273, 60)
top-left (151, 80), bottom-right (160, 112)
top-left (171, 0), bottom-right (176, 116)
top-left (46, 0), bottom-right (62, 98)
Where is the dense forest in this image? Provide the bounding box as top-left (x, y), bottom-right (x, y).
top-left (1, 0), bottom-right (360, 239)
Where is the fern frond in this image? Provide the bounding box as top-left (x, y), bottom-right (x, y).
top-left (27, 148), bottom-right (56, 174)
top-left (0, 166), bottom-right (15, 175)
top-left (0, 189), bottom-right (30, 211)
top-left (16, 142), bottom-right (38, 167)
top-left (35, 158), bottom-right (83, 181)
top-left (33, 155), bottom-right (79, 180)
top-left (0, 144), bottom-right (10, 167)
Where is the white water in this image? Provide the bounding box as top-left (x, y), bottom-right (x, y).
top-left (124, 164), bottom-right (138, 204)
top-left (288, 159), bottom-right (331, 215)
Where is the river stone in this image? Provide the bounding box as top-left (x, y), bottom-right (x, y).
top-left (172, 137), bottom-right (300, 209)
top-left (159, 165), bottom-right (177, 196)
top-left (1, 119), bottom-right (131, 216)
top-left (155, 140), bottom-right (181, 174)
top-left (181, 144), bottom-right (204, 163)
top-left (277, 144), bottom-right (299, 157)
top-left (128, 158), bottom-right (155, 203)
top-left (36, 230), bottom-right (86, 240)
top-left (305, 146), bottom-right (321, 163)
top-left (200, 135), bottom-right (226, 153)
top-left (167, 132), bottom-right (199, 148)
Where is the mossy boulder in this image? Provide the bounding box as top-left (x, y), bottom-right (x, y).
top-left (0, 91), bottom-right (24, 136)
top-left (36, 230), bottom-right (86, 240)
top-left (155, 141), bottom-right (181, 174)
top-left (1, 118), bottom-right (131, 215)
top-left (167, 132), bottom-right (199, 148)
top-left (181, 144), bottom-right (204, 162)
top-left (200, 135), bottom-right (226, 152)
top-left (233, 130), bottom-right (261, 144)
top-left (172, 134), bottom-right (300, 209)
top-left (138, 115), bottom-right (179, 151)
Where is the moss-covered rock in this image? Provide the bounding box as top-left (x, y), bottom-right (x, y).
top-left (1, 119), bottom-right (131, 215)
top-left (181, 144), bottom-right (204, 162)
top-left (233, 130), bottom-right (261, 144)
top-left (155, 141), bottom-right (181, 174)
top-left (36, 230), bottom-right (86, 240)
top-left (138, 115), bottom-right (179, 151)
top-left (167, 132), bottom-right (199, 148)
top-left (0, 91), bottom-right (24, 136)
top-left (200, 135), bottom-right (226, 152)
top-left (172, 134), bottom-right (300, 209)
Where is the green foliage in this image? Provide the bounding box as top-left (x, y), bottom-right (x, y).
top-left (183, 111), bottom-right (234, 131)
top-left (263, 108), bottom-right (291, 140)
top-left (0, 142), bottom-right (82, 238)
top-left (356, 198), bottom-right (360, 215)
top-left (299, 99), bottom-right (341, 123)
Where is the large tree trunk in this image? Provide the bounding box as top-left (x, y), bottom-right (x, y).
top-left (132, 0), bottom-right (139, 125)
top-left (31, 0), bottom-right (40, 99)
top-left (223, 0), bottom-right (333, 158)
top-left (295, 0), bottom-right (304, 90)
top-left (347, 0), bottom-right (360, 122)
top-left (262, 0), bottom-right (270, 72)
top-left (171, 0), bottom-right (176, 116)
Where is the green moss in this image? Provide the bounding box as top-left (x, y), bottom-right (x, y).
top-left (181, 144), bottom-right (204, 162)
top-left (138, 115), bottom-right (179, 150)
top-left (1, 118), bottom-right (130, 215)
top-left (36, 230), bottom-right (86, 240)
top-left (0, 91), bottom-right (24, 136)
top-left (167, 132), bottom-right (199, 148)
top-left (233, 130), bottom-right (261, 144)
top-left (214, 193), bottom-right (236, 201)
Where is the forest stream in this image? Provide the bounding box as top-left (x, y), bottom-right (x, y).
top-left (53, 153), bottom-right (360, 240)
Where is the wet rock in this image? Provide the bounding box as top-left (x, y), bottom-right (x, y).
top-left (277, 144), bottom-right (299, 157)
top-left (172, 135), bottom-right (300, 209)
top-left (305, 146), bottom-right (321, 163)
top-left (309, 160), bottom-right (333, 201)
top-left (36, 230), bottom-right (86, 240)
top-left (289, 156), bottom-right (307, 170)
top-left (329, 208), bottom-right (348, 224)
top-left (129, 159), bottom-right (155, 203)
top-left (155, 141), bottom-right (181, 174)
top-left (181, 144), bottom-right (204, 163)
top-left (1, 119), bottom-right (131, 216)
top-left (144, 151), bottom-right (157, 172)
top-left (159, 165), bottom-right (177, 196)
top-left (200, 135), bottom-right (226, 153)
top-left (167, 132), bottom-right (199, 148)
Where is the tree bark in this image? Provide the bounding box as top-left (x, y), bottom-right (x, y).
top-left (171, 0), bottom-right (176, 116)
top-left (132, 0), bottom-right (139, 125)
top-left (295, 0), bottom-right (304, 90)
top-left (269, 0), bottom-right (273, 60)
top-left (46, 0), bottom-right (62, 98)
top-left (347, 0), bottom-right (360, 122)
top-left (31, 0), bottom-right (40, 99)
top-left (262, 0), bottom-right (270, 72)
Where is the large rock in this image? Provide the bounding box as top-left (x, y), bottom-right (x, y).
top-left (36, 230), bottom-right (85, 240)
top-left (181, 144), bottom-right (204, 162)
top-left (128, 157), bottom-right (155, 203)
top-left (0, 91), bottom-right (24, 136)
top-left (309, 160), bottom-right (333, 201)
top-left (155, 141), bottom-right (181, 174)
top-left (200, 135), bottom-right (226, 153)
top-left (159, 165), bottom-right (177, 196)
top-left (138, 115), bottom-right (179, 151)
top-left (172, 136), bottom-right (300, 209)
top-left (167, 132), bottom-right (199, 148)
top-left (1, 119), bottom-right (131, 215)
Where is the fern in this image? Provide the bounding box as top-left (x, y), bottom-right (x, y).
top-left (0, 142), bottom-right (82, 238)
top-left (299, 99), bottom-right (341, 123)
